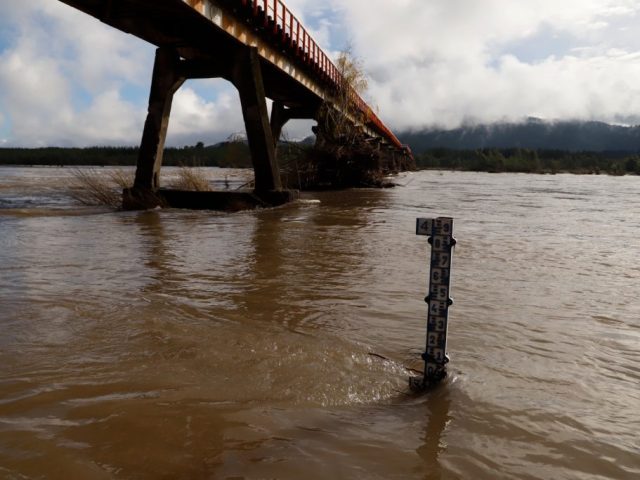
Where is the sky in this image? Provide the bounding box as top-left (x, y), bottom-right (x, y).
top-left (1, 0), bottom-right (640, 147)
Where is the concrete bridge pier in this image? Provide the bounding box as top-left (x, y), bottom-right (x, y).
top-left (124, 46), bottom-right (298, 211)
top-left (124, 48), bottom-right (185, 209)
top-left (232, 47), bottom-right (282, 192)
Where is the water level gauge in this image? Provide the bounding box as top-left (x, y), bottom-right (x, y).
top-left (411, 217), bottom-right (456, 391)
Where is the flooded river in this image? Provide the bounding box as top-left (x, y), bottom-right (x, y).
top-left (0, 167), bottom-right (638, 479)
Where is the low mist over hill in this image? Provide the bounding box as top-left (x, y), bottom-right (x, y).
top-left (399, 119), bottom-right (640, 154)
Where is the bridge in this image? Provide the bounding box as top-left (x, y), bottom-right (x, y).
top-left (58, 0), bottom-right (414, 209)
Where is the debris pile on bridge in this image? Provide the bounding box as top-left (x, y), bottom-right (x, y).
top-left (278, 51), bottom-right (415, 190)
top-left (280, 135), bottom-right (415, 190)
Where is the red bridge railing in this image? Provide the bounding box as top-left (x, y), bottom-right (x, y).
top-left (233, 0), bottom-right (409, 154)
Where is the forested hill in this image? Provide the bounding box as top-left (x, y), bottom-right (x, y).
top-left (399, 119), bottom-right (640, 154)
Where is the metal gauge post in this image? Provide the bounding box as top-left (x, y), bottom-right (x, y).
top-left (413, 217), bottom-right (456, 390)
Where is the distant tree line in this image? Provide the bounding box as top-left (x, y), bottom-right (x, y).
top-left (0, 142), bottom-right (253, 168)
top-left (416, 148), bottom-right (640, 175)
top-left (2, 142), bottom-right (639, 176)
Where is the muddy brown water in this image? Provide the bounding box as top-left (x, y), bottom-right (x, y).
top-left (0, 167), bottom-right (638, 479)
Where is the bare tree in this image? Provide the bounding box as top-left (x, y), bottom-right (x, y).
top-left (316, 46), bottom-right (369, 148)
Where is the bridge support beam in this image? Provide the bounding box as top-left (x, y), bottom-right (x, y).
top-left (233, 47), bottom-right (282, 192)
top-left (270, 101), bottom-right (288, 148)
top-left (270, 101), bottom-right (318, 147)
top-left (126, 47), bottom-right (185, 209)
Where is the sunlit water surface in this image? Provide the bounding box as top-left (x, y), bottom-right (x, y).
top-left (0, 166), bottom-right (638, 479)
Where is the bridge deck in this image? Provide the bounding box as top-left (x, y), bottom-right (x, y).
top-left (59, 0), bottom-right (405, 150)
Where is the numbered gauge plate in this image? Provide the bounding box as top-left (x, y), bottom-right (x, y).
top-left (416, 217), bottom-right (453, 237)
top-left (428, 316), bottom-right (448, 333)
top-left (432, 252), bottom-right (451, 269)
top-left (416, 218), bottom-right (435, 236)
top-left (430, 284), bottom-right (449, 302)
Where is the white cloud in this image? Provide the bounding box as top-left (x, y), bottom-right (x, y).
top-left (329, 0), bottom-right (640, 129)
top-left (0, 0), bottom-right (149, 146)
top-left (2, 0), bottom-right (640, 147)
top-left (0, 0), bottom-right (251, 147)
top-left (168, 83), bottom-right (245, 145)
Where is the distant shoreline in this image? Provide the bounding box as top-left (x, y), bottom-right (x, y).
top-left (0, 144), bottom-right (253, 169)
top-left (1, 145), bottom-right (639, 176)
top-left (1, 164), bottom-right (637, 178)
top-left (416, 167), bottom-right (638, 176)
top-left (414, 147), bottom-right (639, 176)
